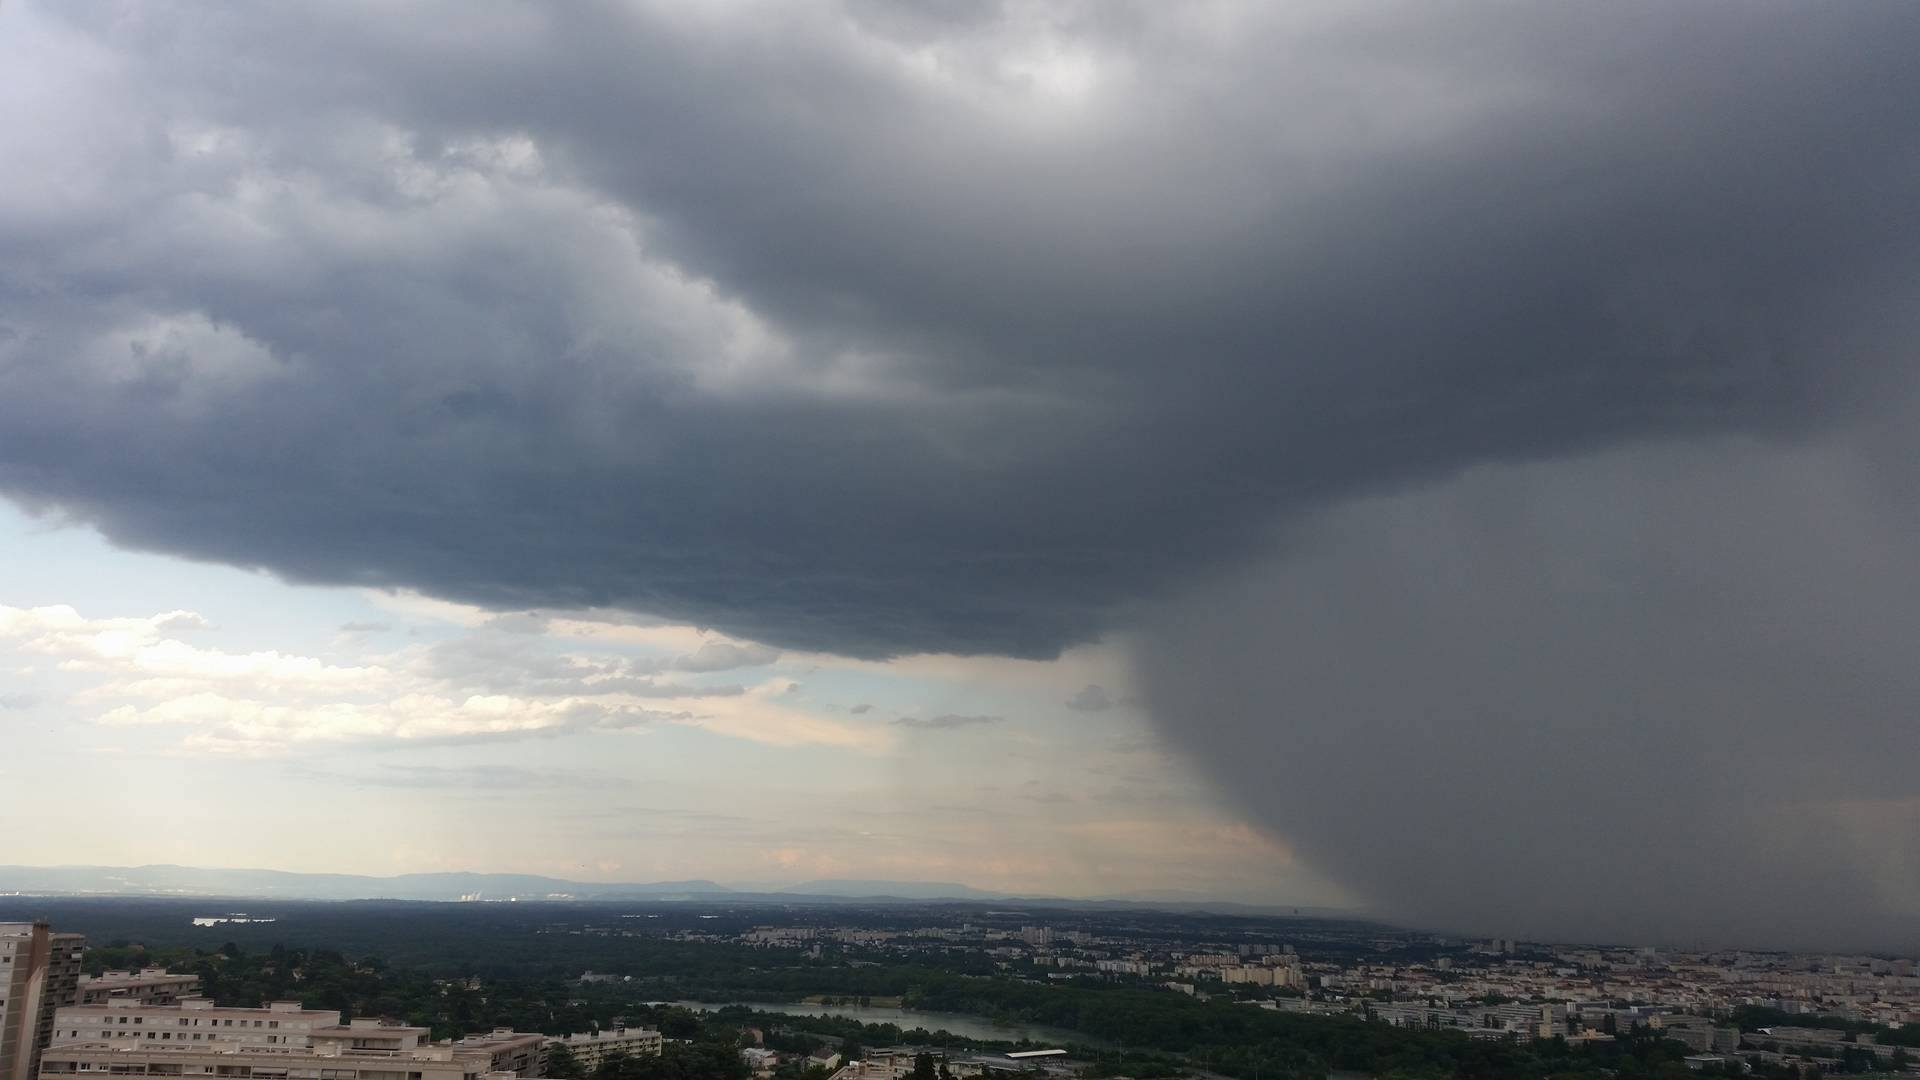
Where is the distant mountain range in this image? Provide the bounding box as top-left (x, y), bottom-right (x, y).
top-left (0, 865), bottom-right (1019, 903)
top-left (744, 879), bottom-right (1016, 901)
top-left (0, 863), bottom-right (1344, 917)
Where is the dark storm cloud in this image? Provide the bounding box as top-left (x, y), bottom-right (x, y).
top-left (2, 1), bottom-right (1916, 659)
top-left (1135, 428), bottom-right (1920, 948)
top-left (3, 1), bottom-right (1920, 943)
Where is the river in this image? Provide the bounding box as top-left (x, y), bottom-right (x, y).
top-left (676, 1001), bottom-right (1370, 1079)
top-left (674, 1001), bottom-right (1097, 1047)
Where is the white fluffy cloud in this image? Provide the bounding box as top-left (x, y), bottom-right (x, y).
top-left (0, 602), bottom-right (878, 755)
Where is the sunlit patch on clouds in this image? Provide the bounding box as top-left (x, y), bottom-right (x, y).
top-left (0, 601), bottom-right (875, 755)
top-left (0, 555), bottom-right (1327, 901)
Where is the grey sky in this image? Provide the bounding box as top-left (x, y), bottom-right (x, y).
top-left (2, 0), bottom-right (1918, 945)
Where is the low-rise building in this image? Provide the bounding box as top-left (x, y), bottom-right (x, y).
top-left (77, 973), bottom-right (199, 1008)
top-left (829, 1053), bottom-right (965, 1080)
top-left (308, 1020), bottom-right (434, 1058)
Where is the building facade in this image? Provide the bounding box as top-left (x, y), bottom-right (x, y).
top-left (448, 1031), bottom-right (546, 1077)
top-left (77, 972), bottom-right (200, 1007)
top-left (37, 1016), bottom-right (518, 1080)
top-left (1, 923), bottom-right (86, 1080)
top-left (38, 1037), bottom-right (493, 1080)
top-left (51, 999), bottom-right (338, 1051)
top-left (543, 1028), bottom-right (661, 1074)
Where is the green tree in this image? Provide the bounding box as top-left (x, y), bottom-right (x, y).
top-left (660, 1011), bottom-right (705, 1040)
top-left (548, 1045), bottom-right (586, 1080)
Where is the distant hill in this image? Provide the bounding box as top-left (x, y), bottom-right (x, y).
top-left (777, 879), bottom-right (1020, 901)
top-left (0, 864), bottom-right (1340, 916)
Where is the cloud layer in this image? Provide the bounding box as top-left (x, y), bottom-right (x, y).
top-left (5, 2), bottom-right (1916, 661)
top-left (0, 603), bottom-right (872, 755)
top-left (893, 713), bottom-right (1002, 730)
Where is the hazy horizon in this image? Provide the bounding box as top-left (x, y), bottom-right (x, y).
top-left (0, 859), bottom-right (1354, 907)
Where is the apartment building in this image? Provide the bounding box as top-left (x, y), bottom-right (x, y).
top-left (1369, 1002), bottom-right (1565, 1041)
top-left (1220, 964), bottom-right (1307, 990)
top-left (51, 999), bottom-right (338, 1050)
top-left (78, 972), bottom-right (200, 1007)
top-left (38, 1033), bottom-right (493, 1080)
top-left (1648, 1016), bottom-right (1740, 1054)
top-left (46, 999), bottom-right (558, 1078)
top-left (543, 1028), bottom-right (660, 1074)
top-left (448, 1031), bottom-right (546, 1077)
top-left (1, 922), bottom-right (86, 1080)
top-left (36, 1011), bottom-right (560, 1080)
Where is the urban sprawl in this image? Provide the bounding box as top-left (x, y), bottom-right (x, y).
top-left (4, 910), bottom-right (1918, 1080)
